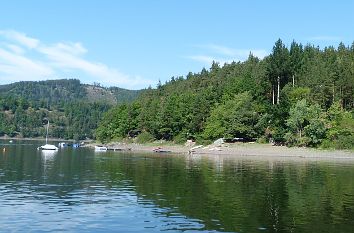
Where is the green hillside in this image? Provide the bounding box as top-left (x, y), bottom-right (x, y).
top-left (96, 40), bottom-right (354, 149)
top-left (0, 79), bottom-right (140, 140)
top-left (0, 79), bottom-right (140, 107)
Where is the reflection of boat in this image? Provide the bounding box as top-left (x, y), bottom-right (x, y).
top-left (95, 145), bottom-right (107, 151)
top-left (41, 149), bottom-right (57, 156)
top-left (38, 119), bottom-right (58, 151)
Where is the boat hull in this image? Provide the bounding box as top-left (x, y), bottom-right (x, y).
top-left (38, 144), bottom-right (59, 150)
top-left (95, 146), bottom-right (107, 151)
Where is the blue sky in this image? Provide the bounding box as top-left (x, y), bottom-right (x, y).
top-left (0, 0), bottom-right (353, 89)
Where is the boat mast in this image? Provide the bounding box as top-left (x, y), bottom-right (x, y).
top-left (46, 120), bottom-right (49, 144)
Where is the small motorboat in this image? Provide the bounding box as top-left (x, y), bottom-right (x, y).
top-left (153, 147), bottom-right (171, 153)
top-left (58, 142), bottom-right (68, 148)
top-left (95, 145), bottom-right (107, 151)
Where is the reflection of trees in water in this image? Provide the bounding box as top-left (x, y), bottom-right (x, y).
top-left (109, 155), bottom-right (354, 233)
top-left (5, 148), bottom-right (354, 232)
top-left (32, 149), bottom-right (98, 203)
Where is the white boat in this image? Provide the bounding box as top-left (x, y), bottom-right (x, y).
top-left (58, 142), bottom-right (68, 148)
top-left (38, 119), bottom-right (58, 151)
top-left (95, 145), bottom-right (107, 151)
top-left (38, 144), bottom-right (58, 150)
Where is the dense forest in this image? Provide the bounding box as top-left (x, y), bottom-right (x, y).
top-left (96, 39), bottom-right (354, 149)
top-left (0, 79), bottom-right (139, 140)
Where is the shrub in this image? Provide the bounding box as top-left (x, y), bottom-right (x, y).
top-left (136, 131), bottom-right (154, 144)
top-left (173, 132), bottom-right (187, 144)
top-left (257, 136), bottom-right (268, 144)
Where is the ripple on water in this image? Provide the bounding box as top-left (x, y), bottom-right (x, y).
top-left (2, 142), bottom-right (354, 233)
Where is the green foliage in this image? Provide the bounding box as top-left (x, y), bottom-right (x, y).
top-left (304, 118), bottom-right (326, 146)
top-left (286, 86), bottom-right (311, 106)
top-left (285, 99), bottom-right (327, 146)
top-left (203, 92), bottom-right (258, 140)
top-left (0, 79), bottom-right (139, 140)
top-left (323, 102), bottom-right (354, 149)
top-left (136, 131), bottom-right (154, 144)
top-left (173, 130), bottom-right (189, 144)
top-left (95, 103), bottom-right (140, 142)
top-left (2, 40), bottom-right (349, 150)
top-left (286, 99), bottom-right (308, 140)
top-left (94, 40), bottom-right (353, 150)
top-left (0, 79), bottom-right (140, 108)
top-left (0, 79), bottom-right (86, 109)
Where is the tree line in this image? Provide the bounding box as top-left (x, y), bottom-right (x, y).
top-left (0, 79), bottom-right (139, 140)
top-left (0, 98), bottom-right (110, 140)
top-left (96, 39), bottom-right (354, 149)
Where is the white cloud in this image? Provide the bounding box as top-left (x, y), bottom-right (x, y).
top-left (186, 55), bottom-right (233, 66)
top-left (0, 30), bottom-right (150, 89)
top-left (49, 42), bottom-right (88, 56)
top-left (187, 55), bottom-right (217, 64)
top-left (0, 30), bottom-right (39, 49)
top-left (205, 44), bottom-right (237, 56)
top-left (187, 44), bottom-right (268, 66)
top-left (0, 48), bottom-right (53, 77)
top-left (6, 44), bottom-right (25, 54)
top-left (205, 44), bottom-right (268, 61)
top-left (309, 36), bottom-right (342, 42)
top-left (37, 42), bottom-right (151, 89)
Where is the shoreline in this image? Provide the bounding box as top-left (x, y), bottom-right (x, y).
top-left (86, 141), bottom-right (354, 160)
top-left (0, 136), bottom-right (85, 142)
top-left (2, 137), bottom-right (353, 161)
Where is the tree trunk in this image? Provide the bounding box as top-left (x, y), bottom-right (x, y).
top-left (332, 82), bottom-right (335, 103)
top-left (292, 75), bottom-right (295, 87)
top-left (277, 76), bottom-right (280, 104)
top-left (340, 86), bottom-right (343, 110)
top-left (272, 85), bottom-right (275, 105)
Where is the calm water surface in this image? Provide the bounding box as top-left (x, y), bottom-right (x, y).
top-left (0, 140), bottom-right (354, 233)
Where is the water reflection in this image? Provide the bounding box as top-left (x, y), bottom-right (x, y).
top-left (118, 154), bottom-right (354, 233)
top-left (1, 140), bottom-right (354, 233)
top-left (40, 149), bottom-right (58, 157)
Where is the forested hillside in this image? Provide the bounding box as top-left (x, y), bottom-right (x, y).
top-left (96, 40), bottom-right (354, 149)
top-left (0, 79), bottom-right (140, 107)
top-left (0, 79), bottom-right (140, 140)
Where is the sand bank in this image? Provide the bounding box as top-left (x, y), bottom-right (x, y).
top-left (86, 141), bottom-right (354, 160)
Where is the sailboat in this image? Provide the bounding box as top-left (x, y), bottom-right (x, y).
top-left (38, 119), bottom-right (58, 151)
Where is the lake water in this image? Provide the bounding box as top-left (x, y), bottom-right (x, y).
top-left (0, 140), bottom-right (354, 233)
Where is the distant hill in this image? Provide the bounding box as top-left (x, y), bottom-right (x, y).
top-left (0, 79), bottom-right (141, 140)
top-left (0, 79), bottom-right (140, 107)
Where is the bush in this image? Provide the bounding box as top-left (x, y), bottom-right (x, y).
top-left (173, 132), bottom-right (187, 144)
top-left (322, 135), bottom-right (354, 150)
top-left (335, 135), bottom-right (354, 149)
top-left (136, 131), bottom-right (154, 144)
top-left (195, 135), bottom-right (212, 145)
top-left (257, 136), bottom-right (268, 144)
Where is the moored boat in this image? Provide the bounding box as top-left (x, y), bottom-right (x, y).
top-left (38, 144), bottom-right (58, 150)
top-left (95, 145), bottom-right (107, 151)
top-left (38, 119), bottom-right (59, 151)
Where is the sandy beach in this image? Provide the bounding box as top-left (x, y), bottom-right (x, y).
top-left (86, 141), bottom-right (354, 160)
